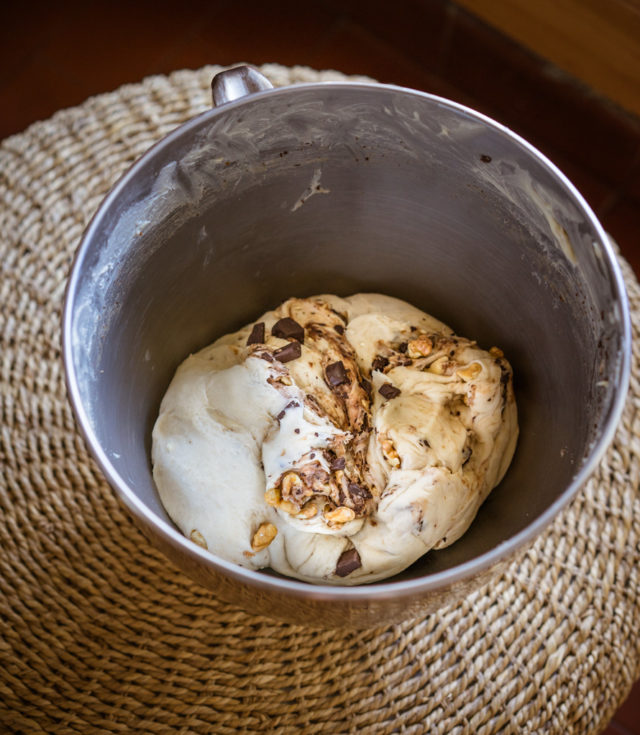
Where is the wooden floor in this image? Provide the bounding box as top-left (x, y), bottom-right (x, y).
top-left (1, 1), bottom-right (639, 731)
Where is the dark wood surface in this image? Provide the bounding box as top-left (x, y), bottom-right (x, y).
top-left (1, 2), bottom-right (638, 730)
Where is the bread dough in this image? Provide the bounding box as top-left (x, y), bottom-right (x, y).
top-left (152, 294), bottom-right (518, 585)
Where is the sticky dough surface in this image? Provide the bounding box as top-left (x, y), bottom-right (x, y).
top-left (152, 294), bottom-right (518, 585)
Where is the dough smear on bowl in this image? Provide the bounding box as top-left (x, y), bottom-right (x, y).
top-left (152, 293), bottom-right (518, 585)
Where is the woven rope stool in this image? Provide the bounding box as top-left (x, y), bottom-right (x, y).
top-left (1, 64), bottom-right (639, 734)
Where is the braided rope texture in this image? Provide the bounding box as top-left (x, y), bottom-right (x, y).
top-left (0, 64), bottom-right (638, 734)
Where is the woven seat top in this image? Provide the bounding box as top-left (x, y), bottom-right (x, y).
top-left (1, 64), bottom-right (639, 734)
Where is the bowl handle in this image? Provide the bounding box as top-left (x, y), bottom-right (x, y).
top-left (211, 65), bottom-right (274, 107)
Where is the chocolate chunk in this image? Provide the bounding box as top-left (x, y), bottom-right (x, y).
top-left (276, 410), bottom-right (286, 421)
top-left (272, 317), bottom-right (305, 343)
top-left (330, 456), bottom-right (346, 471)
top-left (397, 342), bottom-right (408, 353)
top-left (333, 324), bottom-right (345, 335)
top-left (257, 351), bottom-right (274, 363)
top-left (379, 383), bottom-right (401, 400)
top-left (348, 482), bottom-right (372, 499)
top-left (273, 341), bottom-right (301, 363)
top-left (325, 360), bottom-right (348, 387)
top-left (360, 378), bottom-right (372, 396)
top-left (335, 548), bottom-right (361, 577)
top-left (371, 355), bottom-right (389, 372)
top-left (246, 322), bottom-right (265, 345)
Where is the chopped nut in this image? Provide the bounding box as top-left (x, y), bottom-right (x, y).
top-left (324, 506), bottom-right (356, 524)
top-left (251, 522), bottom-right (278, 551)
top-left (281, 472), bottom-right (302, 497)
top-left (264, 487), bottom-right (280, 506)
top-left (489, 346), bottom-right (504, 358)
top-left (189, 529), bottom-right (208, 549)
top-left (456, 362), bottom-right (482, 382)
top-left (297, 503), bottom-right (318, 519)
top-left (279, 499), bottom-right (299, 515)
top-left (407, 336), bottom-right (433, 358)
top-left (429, 356), bottom-right (449, 375)
top-left (380, 434), bottom-right (401, 468)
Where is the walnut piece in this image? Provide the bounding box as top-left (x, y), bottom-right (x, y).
top-left (297, 503), bottom-right (318, 519)
top-left (251, 522), bottom-right (278, 551)
top-left (407, 336), bottom-right (433, 358)
top-left (324, 506), bottom-right (356, 524)
top-left (190, 529), bottom-right (208, 549)
top-left (281, 471), bottom-right (303, 498)
top-left (456, 362), bottom-right (482, 382)
top-left (429, 356), bottom-right (449, 375)
top-left (379, 434), bottom-right (401, 468)
top-left (264, 487), bottom-right (280, 506)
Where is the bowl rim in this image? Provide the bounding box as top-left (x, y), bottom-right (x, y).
top-left (62, 79), bottom-right (633, 601)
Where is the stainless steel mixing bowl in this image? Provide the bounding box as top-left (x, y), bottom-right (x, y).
top-left (62, 66), bottom-right (631, 627)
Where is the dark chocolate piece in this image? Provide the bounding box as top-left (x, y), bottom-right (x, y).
top-left (272, 317), bottom-right (305, 343)
top-left (330, 456), bottom-right (346, 471)
top-left (360, 378), bottom-right (372, 396)
top-left (335, 548), bottom-right (362, 577)
top-left (246, 322), bottom-right (265, 345)
top-left (333, 324), bottom-right (345, 335)
top-left (348, 482), bottom-right (372, 500)
top-left (379, 383), bottom-right (401, 400)
top-left (371, 355), bottom-right (389, 372)
top-left (276, 410), bottom-right (286, 421)
top-left (325, 360), bottom-right (348, 387)
top-left (273, 342), bottom-right (302, 363)
top-left (397, 342), bottom-right (408, 353)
